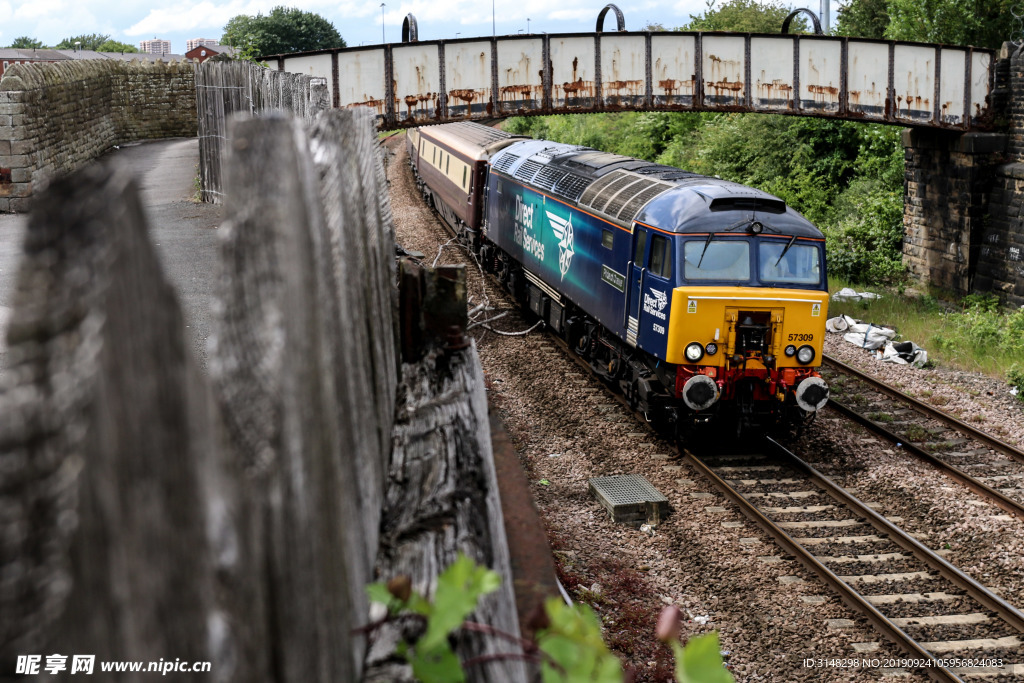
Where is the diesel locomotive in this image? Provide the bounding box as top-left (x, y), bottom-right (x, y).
top-left (407, 121), bottom-right (830, 437)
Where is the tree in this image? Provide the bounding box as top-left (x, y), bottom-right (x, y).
top-left (835, 0), bottom-right (889, 39)
top-left (885, 0), bottom-right (1015, 48)
top-left (96, 39), bottom-right (138, 53)
top-left (55, 34), bottom-right (110, 50)
top-left (221, 6), bottom-right (345, 57)
top-left (682, 0), bottom-right (807, 33)
top-left (9, 36), bottom-right (44, 49)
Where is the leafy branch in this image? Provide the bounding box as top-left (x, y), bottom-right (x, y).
top-left (363, 554), bottom-right (735, 682)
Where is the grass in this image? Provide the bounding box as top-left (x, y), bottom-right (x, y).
top-left (902, 424), bottom-right (931, 442)
top-left (827, 278), bottom-right (1024, 382)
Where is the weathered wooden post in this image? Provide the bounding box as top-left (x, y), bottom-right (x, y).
top-left (0, 163), bottom-right (235, 679)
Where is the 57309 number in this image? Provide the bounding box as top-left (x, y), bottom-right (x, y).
top-left (788, 333), bottom-right (814, 342)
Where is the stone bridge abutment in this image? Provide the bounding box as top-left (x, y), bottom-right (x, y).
top-left (903, 43), bottom-right (1023, 306)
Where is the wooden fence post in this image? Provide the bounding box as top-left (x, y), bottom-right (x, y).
top-left (366, 260), bottom-right (526, 682)
top-left (0, 164), bottom-right (240, 679)
top-left (211, 109), bottom-right (400, 681)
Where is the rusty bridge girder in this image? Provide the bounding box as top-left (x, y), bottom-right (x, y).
top-left (268, 31), bottom-right (994, 131)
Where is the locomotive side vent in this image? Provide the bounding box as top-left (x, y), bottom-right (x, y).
top-left (735, 311), bottom-right (772, 356)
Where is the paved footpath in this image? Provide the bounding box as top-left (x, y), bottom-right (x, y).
top-left (0, 137), bottom-right (222, 373)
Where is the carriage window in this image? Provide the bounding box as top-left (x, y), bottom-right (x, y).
top-left (633, 230), bottom-right (647, 264)
top-left (649, 234), bottom-right (671, 278)
top-left (601, 230), bottom-right (614, 250)
top-left (758, 241), bottom-right (821, 285)
top-left (683, 240), bottom-right (750, 280)
top-left (446, 155), bottom-right (450, 174)
top-left (462, 166), bottom-right (468, 190)
top-left (432, 145), bottom-right (437, 165)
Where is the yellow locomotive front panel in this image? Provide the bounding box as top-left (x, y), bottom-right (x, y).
top-left (666, 286), bottom-right (830, 426)
top-left (665, 287), bottom-right (829, 368)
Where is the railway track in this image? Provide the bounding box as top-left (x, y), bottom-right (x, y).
top-left (545, 332), bottom-right (1024, 679)
top-left (821, 354), bottom-right (1024, 518)
top-left (689, 440), bottom-right (1024, 681)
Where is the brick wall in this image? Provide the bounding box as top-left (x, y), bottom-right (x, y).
top-left (0, 60), bottom-right (196, 212)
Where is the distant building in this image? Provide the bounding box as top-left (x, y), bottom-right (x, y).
top-left (186, 38), bottom-right (220, 52)
top-left (139, 39), bottom-right (172, 57)
top-left (184, 44), bottom-right (238, 64)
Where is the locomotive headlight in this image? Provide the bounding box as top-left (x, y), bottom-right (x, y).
top-left (796, 345), bottom-right (815, 364)
top-left (705, 342), bottom-right (718, 356)
top-left (784, 344), bottom-right (797, 357)
top-left (685, 342), bottom-right (705, 363)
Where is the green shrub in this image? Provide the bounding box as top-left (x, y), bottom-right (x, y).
top-left (1008, 365), bottom-right (1024, 402)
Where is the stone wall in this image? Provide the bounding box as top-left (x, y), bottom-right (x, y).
top-left (902, 129), bottom-right (1006, 295)
top-left (901, 42), bottom-right (1024, 307)
top-left (0, 60), bottom-right (196, 212)
top-left (975, 43), bottom-right (1024, 306)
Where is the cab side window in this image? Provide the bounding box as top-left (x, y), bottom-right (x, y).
top-left (633, 230), bottom-right (647, 265)
top-left (649, 234), bottom-right (671, 278)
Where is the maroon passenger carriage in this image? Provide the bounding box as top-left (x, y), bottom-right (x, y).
top-left (406, 123), bottom-right (526, 240)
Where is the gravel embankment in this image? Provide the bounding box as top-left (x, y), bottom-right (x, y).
top-left (384, 135), bottom-right (1023, 682)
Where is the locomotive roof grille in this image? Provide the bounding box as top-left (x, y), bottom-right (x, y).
top-left (491, 152), bottom-right (519, 173)
top-left (533, 166), bottom-right (566, 191)
top-left (577, 170), bottom-right (674, 225)
top-left (602, 178), bottom-right (649, 217)
top-left (592, 175), bottom-right (642, 213)
top-left (552, 174), bottom-right (590, 202)
top-left (534, 145), bottom-right (585, 160)
top-left (617, 183), bottom-right (673, 222)
top-left (514, 160), bottom-right (544, 183)
top-left (578, 172), bottom-right (625, 207)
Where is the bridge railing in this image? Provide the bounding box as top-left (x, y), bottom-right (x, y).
top-left (268, 31), bottom-right (994, 131)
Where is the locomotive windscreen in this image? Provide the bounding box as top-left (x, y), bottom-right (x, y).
top-left (683, 240), bottom-right (750, 281)
top-left (758, 242), bottom-right (822, 285)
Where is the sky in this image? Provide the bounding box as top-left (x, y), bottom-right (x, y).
top-left (0, 0), bottom-right (828, 54)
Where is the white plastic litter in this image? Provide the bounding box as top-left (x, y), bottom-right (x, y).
top-left (829, 313), bottom-right (930, 367)
top-left (825, 314), bottom-right (854, 333)
top-left (842, 319), bottom-right (896, 350)
top-left (832, 287), bottom-right (883, 302)
top-left (879, 340), bottom-right (928, 368)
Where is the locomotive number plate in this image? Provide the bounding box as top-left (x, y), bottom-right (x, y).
top-left (788, 333), bottom-right (814, 342)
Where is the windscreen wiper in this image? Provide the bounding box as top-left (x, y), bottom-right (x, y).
top-left (697, 232), bottom-right (715, 268)
top-left (774, 234), bottom-right (798, 267)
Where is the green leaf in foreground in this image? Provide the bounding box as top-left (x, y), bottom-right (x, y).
top-left (674, 632), bottom-right (735, 683)
top-left (422, 554), bottom-right (501, 650)
top-left (537, 598), bottom-right (623, 682)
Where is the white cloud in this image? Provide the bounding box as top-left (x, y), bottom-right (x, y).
top-left (126, 0), bottom-right (274, 36)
